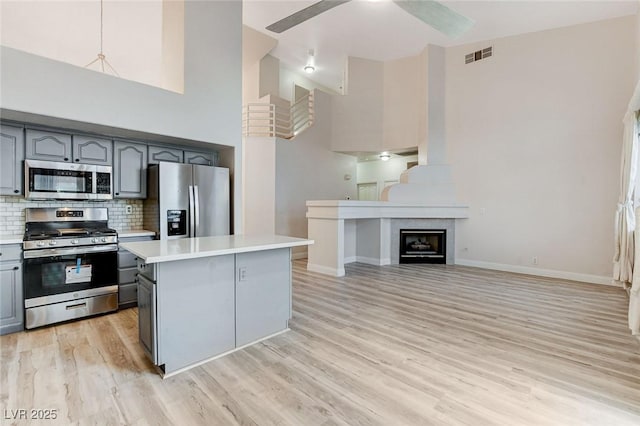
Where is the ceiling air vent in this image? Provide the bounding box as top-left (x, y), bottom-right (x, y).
top-left (465, 46), bottom-right (492, 64)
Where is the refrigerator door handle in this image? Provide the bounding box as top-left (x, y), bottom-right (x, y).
top-left (194, 185), bottom-right (200, 237)
top-left (188, 185), bottom-right (195, 237)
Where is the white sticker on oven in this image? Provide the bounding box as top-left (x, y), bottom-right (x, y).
top-left (65, 265), bottom-right (92, 284)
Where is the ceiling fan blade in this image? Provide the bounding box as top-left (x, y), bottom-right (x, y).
top-left (393, 0), bottom-right (474, 39)
top-left (266, 0), bottom-right (352, 33)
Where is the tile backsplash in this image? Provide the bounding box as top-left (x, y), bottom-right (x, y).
top-left (0, 196), bottom-right (143, 234)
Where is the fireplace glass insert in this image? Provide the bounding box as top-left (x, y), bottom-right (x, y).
top-left (399, 229), bottom-right (446, 264)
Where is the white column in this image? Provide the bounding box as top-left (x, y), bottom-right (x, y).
top-left (307, 218), bottom-right (346, 277)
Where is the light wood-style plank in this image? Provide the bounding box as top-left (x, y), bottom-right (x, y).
top-left (1, 261), bottom-right (639, 425)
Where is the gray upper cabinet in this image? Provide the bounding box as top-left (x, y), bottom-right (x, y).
top-left (184, 150), bottom-right (215, 166)
top-left (25, 129), bottom-right (72, 162)
top-left (148, 145), bottom-right (183, 164)
top-left (0, 124), bottom-right (25, 195)
top-left (113, 140), bottom-right (147, 199)
top-left (72, 135), bottom-right (113, 165)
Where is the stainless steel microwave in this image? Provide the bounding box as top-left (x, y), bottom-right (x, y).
top-left (25, 159), bottom-right (113, 200)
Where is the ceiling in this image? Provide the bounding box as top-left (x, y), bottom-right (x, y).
top-left (243, 0), bottom-right (638, 91)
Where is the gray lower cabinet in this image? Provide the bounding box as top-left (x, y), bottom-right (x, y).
top-left (72, 135), bottom-right (113, 165)
top-left (148, 145), bottom-right (183, 164)
top-left (0, 124), bottom-right (25, 195)
top-left (113, 141), bottom-right (148, 199)
top-left (25, 129), bottom-right (72, 162)
top-left (0, 244), bottom-right (23, 335)
top-left (137, 274), bottom-right (157, 364)
top-left (236, 249), bottom-right (291, 346)
top-left (137, 248), bottom-right (294, 375)
top-left (184, 150), bottom-right (215, 166)
top-left (118, 235), bottom-right (154, 308)
top-left (153, 255), bottom-right (236, 372)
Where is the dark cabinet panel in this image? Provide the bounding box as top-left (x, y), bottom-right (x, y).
top-left (25, 129), bottom-right (72, 162)
top-left (0, 260), bottom-right (23, 335)
top-left (113, 141), bottom-right (147, 199)
top-left (148, 146), bottom-right (183, 164)
top-left (73, 136), bottom-right (113, 165)
top-left (236, 249), bottom-right (291, 346)
top-left (184, 150), bottom-right (215, 166)
top-left (0, 124), bottom-right (24, 195)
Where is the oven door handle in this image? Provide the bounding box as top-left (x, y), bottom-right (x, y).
top-left (23, 244), bottom-right (118, 259)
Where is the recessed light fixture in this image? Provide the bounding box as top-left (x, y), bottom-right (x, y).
top-left (304, 65), bottom-right (315, 74)
top-left (379, 152), bottom-right (391, 161)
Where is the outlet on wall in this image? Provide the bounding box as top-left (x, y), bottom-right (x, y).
top-left (125, 205), bottom-right (133, 215)
top-left (532, 256), bottom-right (539, 266)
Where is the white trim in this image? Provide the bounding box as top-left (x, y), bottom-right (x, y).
top-left (344, 256), bottom-right (357, 263)
top-left (162, 328), bottom-right (290, 379)
top-left (352, 256), bottom-right (391, 266)
top-left (455, 258), bottom-right (614, 286)
top-left (307, 262), bottom-right (345, 277)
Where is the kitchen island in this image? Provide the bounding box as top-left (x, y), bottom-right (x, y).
top-left (120, 235), bottom-right (313, 377)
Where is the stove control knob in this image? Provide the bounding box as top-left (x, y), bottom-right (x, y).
top-left (49, 241), bottom-right (57, 246)
top-left (71, 239), bottom-right (79, 245)
top-left (37, 241), bottom-right (45, 247)
top-left (92, 238), bottom-right (99, 243)
top-left (101, 237), bottom-right (107, 242)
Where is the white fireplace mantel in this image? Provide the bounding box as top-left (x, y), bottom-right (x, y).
top-left (306, 200), bottom-right (469, 277)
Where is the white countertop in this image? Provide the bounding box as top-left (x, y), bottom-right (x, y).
top-left (120, 234), bottom-right (314, 264)
top-left (118, 230), bottom-right (156, 238)
top-left (0, 234), bottom-right (23, 245)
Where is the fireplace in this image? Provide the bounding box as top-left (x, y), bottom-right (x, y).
top-left (399, 229), bottom-right (446, 264)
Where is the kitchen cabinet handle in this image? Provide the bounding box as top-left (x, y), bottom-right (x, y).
top-left (115, 192), bottom-right (119, 196)
top-left (64, 157), bottom-right (69, 161)
top-left (13, 190), bottom-right (19, 194)
top-left (13, 266), bottom-right (19, 271)
top-left (74, 158), bottom-right (79, 162)
top-left (66, 302), bottom-right (87, 310)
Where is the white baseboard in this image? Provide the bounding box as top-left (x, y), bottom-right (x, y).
top-left (344, 256), bottom-right (357, 264)
top-left (307, 263), bottom-right (345, 277)
top-left (455, 258), bottom-right (614, 286)
top-left (354, 256), bottom-right (391, 266)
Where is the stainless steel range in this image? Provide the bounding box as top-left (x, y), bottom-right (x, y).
top-left (23, 207), bottom-right (118, 329)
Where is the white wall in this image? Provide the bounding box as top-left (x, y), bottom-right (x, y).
top-left (259, 55), bottom-right (280, 99)
top-left (279, 66), bottom-right (338, 102)
top-left (357, 155), bottom-right (418, 199)
top-left (275, 90), bottom-right (357, 256)
top-left (242, 137), bottom-right (276, 234)
top-left (331, 53), bottom-right (428, 155)
top-left (1, 0), bottom-right (244, 232)
top-left (383, 55), bottom-right (424, 153)
top-left (447, 16), bottom-right (636, 282)
top-left (331, 57), bottom-right (385, 153)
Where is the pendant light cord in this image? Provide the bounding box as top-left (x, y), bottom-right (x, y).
top-left (84, 0), bottom-right (119, 76)
top-left (100, 0), bottom-right (104, 55)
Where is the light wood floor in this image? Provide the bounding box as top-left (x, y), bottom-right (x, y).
top-left (1, 262), bottom-right (639, 425)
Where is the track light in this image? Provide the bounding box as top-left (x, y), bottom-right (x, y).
top-left (304, 48), bottom-right (316, 74)
top-left (379, 152), bottom-right (391, 161)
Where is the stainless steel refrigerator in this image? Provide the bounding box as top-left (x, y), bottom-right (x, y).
top-left (143, 162), bottom-right (230, 239)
